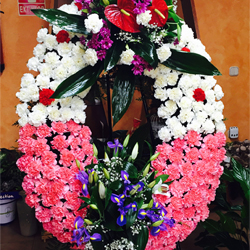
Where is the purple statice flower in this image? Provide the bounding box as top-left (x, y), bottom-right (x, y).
top-left (79, 35), bottom-right (86, 46)
top-left (100, 37), bottom-right (113, 50)
top-left (87, 34), bottom-right (100, 50)
top-left (97, 50), bottom-right (107, 61)
top-left (173, 38), bottom-right (180, 45)
top-left (132, 55), bottom-right (153, 75)
top-left (133, 2), bottom-right (148, 14)
top-left (132, 64), bottom-right (144, 75)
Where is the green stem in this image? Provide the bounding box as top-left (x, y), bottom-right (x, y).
top-left (121, 9), bottom-right (130, 16)
top-left (154, 9), bottom-right (165, 19)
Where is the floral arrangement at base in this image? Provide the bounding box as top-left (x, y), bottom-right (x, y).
top-left (15, 0), bottom-right (227, 249)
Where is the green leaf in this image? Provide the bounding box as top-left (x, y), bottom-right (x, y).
top-left (241, 204), bottom-right (249, 229)
top-left (105, 189), bottom-right (112, 209)
top-left (168, 9), bottom-right (183, 24)
top-left (123, 162), bottom-right (138, 178)
top-left (32, 9), bottom-right (88, 34)
top-left (195, 235), bottom-right (221, 249)
top-left (112, 66), bottom-right (135, 125)
top-left (231, 158), bottom-right (250, 202)
top-left (162, 49), bottom-right (221, 76)
top-left (214, 185), bottom-right (231, 210)
top-left (230, 205), bottom-right (242, 211)
top-left (129, 36), bottom-right (158, 68)
top-left (221, 168), bottom-right (234, 182)
top-left (91, 185), bottom-right (104, 214)
top-left (51, 61), bottom-right (103, 99)
top-left (109, 180), bottom-right (123, 191)
top-left (201, 219), bottom-right (223, 234)
top-left (154, 174), bottom-right (170, 184)
top-left (126, 209), bottom-right (138, 229)
top-left (104, 39), bottom-right (125, 71)
top-left (216, 210), bottom-right (236, 234)
top-left (79, 197), bottom-right (91, 204)
top-left (135, 226), bottom-right (149, 250)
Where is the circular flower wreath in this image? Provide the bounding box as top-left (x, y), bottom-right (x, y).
top-left (15, 0), bottom-right (227, 249)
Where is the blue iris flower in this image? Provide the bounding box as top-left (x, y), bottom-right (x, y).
top-left (107, 139), bottom-right (123, 153)
top-left (75, 171), bottom-right (89, 196)
top-left (111, 193), bottom-right (125, 207)
top-left (121, 170), bottom-right (131, 184)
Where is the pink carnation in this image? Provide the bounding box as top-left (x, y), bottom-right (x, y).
top-left (41, 151), bottom-right (57, 165)
top-left (184, 130), bottom-right (201, 147)
top-left (51, 135), bottom-right (68, 150)
top-left (18, 137), bottom-right (35, 155)
top-left (59, 149), bottom-right (75, 166)
top-left (19, 124), bottom-right (36, 137)
top-left (51, 121), bottom-right (67, 134)
top-left (66, 120), bottom-right (81, 135)
top-left (36, 207), bottom-right (52, 223)
top-left (36, 124), bottom-right (52, 138)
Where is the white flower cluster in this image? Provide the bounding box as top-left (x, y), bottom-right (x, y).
top-left (16, 3), bottom-right (92, 127)
top-left (144, 24), bottom-right (226, 142)
top-left (104, 238), bottom-right (135, 250)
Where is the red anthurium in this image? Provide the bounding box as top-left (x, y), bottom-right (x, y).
top-left (148, 0), bottom-right (168, 27)
top-left (104, 0), bottom-right (140, 33)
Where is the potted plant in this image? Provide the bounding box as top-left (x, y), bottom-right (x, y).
top-left (0, 147), bottom-right (24, 224)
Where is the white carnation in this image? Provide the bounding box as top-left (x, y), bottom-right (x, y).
top-left (215, 121), bottom-right (226, 133)
top-left (47, 105), bottom-right (61, 121)
top-left (36, 75), bottom-right (50, 89)
top-left (203, 103), bottom-right (214, 115)
top-left (154, 88), bottom-right (168, 101)
top-left (157, 100), bottom-right (177, 119)
top-left (178, 74), bottom-right (194, 91)
top-left (120, 49), bottom-right (135, 65)
top-left (27, 57), bottom-right (40, 71)
top-left (167, 87), bottom-right (182, 102)
top-left (21, 73), bottom-right (35, 88)
top-left (18, 115), bottom-right (29, 127)
top-left (38, 63), bottom-right (53, 77)
top-left (50, 80), bottom-right (61, 91)
top-left (196, 111), bottom-right (208, 123)
top-left (72, 42), bottom-right (85, 57)
top-left (202, 119), bottom-right (215, 134)
top-left (57, 42), bottom-right (73, 56)
top-left (192, 101), bottom-right (204, 112)
top-left (83, 48), bottom-right (98, 66)
top-left (53, 64), bottom-right (69, 80)
top-left (178, 96), bottom-right (192, 109)
top-left (74, 110), bottom-right (86, 124)
top-left (70, 96), bottom-right (86, 110)
top-left (29, 110), bottom-right (47, 127)
top-left (158, 126), bottom-right (171, 142)
top-left (187, 119), bottom-right (202, 133)
top-left (60, 107), bottom-right (75, 122)
top-left (158, 64), bottom-right (171, 74)
top-left (58, 3), bottom-right (80, 15)
top-left (32, 103), bottom-right (48, 113)
top-left (178, 109), bottom-right (194, 123)
top-left (84, 14), bottom-right (103, 34)
top-left (156, 44), bottom-right (172, 63)
top-left (33, 44), bottom-right (46, 61)
top-left (205, 90), bottom-right (215, 103)
top-left (37, 28), bottom-right (48, 43)
top-left (72, 54), bottom-right (86, 68)
top-left (166, 71), bottom-right (179, 86)
top-left (214, 85), bottom-right (224, 100)
top-left (16, 89), bottom-right (30, 103)
top-left (144, 67), bottom-right (160, 79)
top-left (44, 34), bottom-right (58, 51)
top-left (61, 56), bottom-right (75, 70)
top-left (154, 75), bottom-right (168, 88)
top-left (214, 101), bottom-right (224, 111)
top-left (52, 25), bottom-right (62, 35)
top-left (211, 111), bottom-right (224, 122)
top-left (16, 103), bottom-right (29, 117)
top-left (190, 75), bottom-right (201, 89)
top-left (180, 24), bottom-right (194, 44)
top-left (136, 10), bottom-right (152, 26)
top-left (60, 97), bottom-right (73, 107)
top-left (44, 52), bottom-right (60, 67)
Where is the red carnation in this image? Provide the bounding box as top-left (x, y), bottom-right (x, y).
top-left (181, 47), bottom-right (190, 52)
top-left (56, 30), bottom-right (70, 43)
top-left (74, 2), bottom-right (83, 11)
top-left (39, 89), bottom-right (55, 106)
top-left (193, 88), bottom-right (206, 102)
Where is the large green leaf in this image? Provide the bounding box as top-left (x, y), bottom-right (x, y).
top-left (51, 61), bottom-right (104, 99)
top-left (129, 36), bottom-right (158, 68)
top-left (216, 211), bottom-right (236, 234)
top-left (123, 162), bottom-right (138, 178)
top-left (32, 9), bottom-right (88, 34)
top-left (231, 158), bottom-right (250, 202)
top-left (201, 219), bottom-right (223, 234)
top-left (104, 39), bottom-right (125, 72)
top-left (135, 225), bottom-right (149, 250)
top-left (112, 66), bottom-right (135, 125)
top-left (162, 49), bottom-right (221, 75)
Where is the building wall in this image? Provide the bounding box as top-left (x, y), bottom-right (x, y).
top-left (0, 0), bottom-right (53, 148)
top-left (193, 0), bottom-right (250, 141)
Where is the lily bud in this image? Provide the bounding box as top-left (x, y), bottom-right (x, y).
top-left (148, 180), bottom-right (156, 189)
top-left (131, 143), bottom-right (139, 160)
top-left (82, 9), bottom-right (89, 13)
top-left (75, 159), bottom-right (81, 169)
top-left (94, 172), bottom-right (99, 182)
top-left (148, 199), bottom-right (154, 209)
top-left (150, 152), bottom-right (160, 162)
top-left (93, 143), bottom-right (98, 157)
top-left (143, 164), bottom-right (150, 177)
top-left (90, 204), bottom-right (98, 210)
top-left (123, 134), bottom-right (130, 147)
top-left (129, 184), bottom-right (140, 196)
top-left (98, 181), bottom-right (106, 199)
top-left (88, 173), bottom-right (93, 184)
top-left (141, 204), bottom-right (148, 209)
top-left (103, 168), bottom-right (110, 180)
top-left (104, 152), bottom-right (110, 162)
top-left (152, 220), bottom-right (164, 227)
top-left (84, 219), bottom-right (93, 225)
top-left (102, 0), bottom-right (109, 6)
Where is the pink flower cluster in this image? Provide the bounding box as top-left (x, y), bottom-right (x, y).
top-left (17, 121), bottom-right (96, 246)
top-left (146, 131), bottom-right (226, 250)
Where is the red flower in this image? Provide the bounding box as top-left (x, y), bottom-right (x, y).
top-left (56, 30), bottom-right (70, 43)
top-left (39, 89), bottom-right (55, 106)
top-left (193, 88), bottom-right (206, 102)
top-left (104, 0), bottom-right (140, 33)
top-left (148, 0), bottom-right (168, 27)
top-left (74, 2), bottom-right (82, 11)
top-left (181, 47), bottom-right (190, 52)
